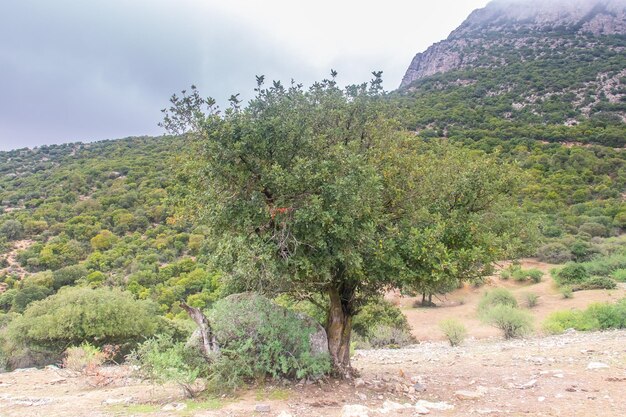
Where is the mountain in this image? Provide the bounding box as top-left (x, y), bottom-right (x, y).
top-left (401, 0), bottom-right (626, 87)
top-left (397, 0), bottom-right (626, 138)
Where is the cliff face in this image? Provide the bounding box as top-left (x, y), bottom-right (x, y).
top-left (400, 0), bottom-right (626, 88)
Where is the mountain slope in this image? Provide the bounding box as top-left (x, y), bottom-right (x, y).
top-left (398, 0), bottom-right (626, 135)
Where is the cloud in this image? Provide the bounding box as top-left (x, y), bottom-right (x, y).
top-left (0, 0), bottom-right (489, 151)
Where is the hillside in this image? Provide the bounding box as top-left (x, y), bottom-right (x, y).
top-left (397, 0), bottom-right (626, 146)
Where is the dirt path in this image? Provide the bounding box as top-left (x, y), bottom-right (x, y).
top-left (1, 330), bottom-right (625, 416)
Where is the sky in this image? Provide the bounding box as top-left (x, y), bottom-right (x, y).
top-left (0, 0), bottom-right (490, 151)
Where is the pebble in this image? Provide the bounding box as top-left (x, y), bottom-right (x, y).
top-left (255, 404), bottom-right (271, 413)
top-left (354, 378), bottom-right (366, 388)
top-left (162, 403), bottom-right (187, 411)
top-left (342, 404), bottom-right (371, 417)
top-left (416, 400), bottom-right (454, 411)
top-left (587, 362), bottom-right (609, 370)
top-left (455, 389), bottom-right (484, 400)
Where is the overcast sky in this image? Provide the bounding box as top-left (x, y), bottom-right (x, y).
top-left (0, 0), bottom-right (490, 151)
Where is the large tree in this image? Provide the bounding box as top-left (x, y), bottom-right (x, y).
top-left (162, 73), bottom-right (528, 373)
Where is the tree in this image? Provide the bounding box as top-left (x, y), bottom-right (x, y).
top-left (0, 220), bottom-right (24, 241)
top-left (162, 73), bottom-right (527, 373)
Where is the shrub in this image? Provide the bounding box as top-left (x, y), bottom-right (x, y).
top-left (352, 298), bottom-right (412, 343)
top-left (52, 265), bottom-right (88, 290)
top-left (524, 292), bottom-right (539, 308)
top-left (63, 342), bottom-right (106, 373)
top-left (207, 293), bottom-right (331, 390)
top-left (574, 276), bottom-right (617, 291)
top-left (560, 286), bottom-right (574, 299)
top-left (1, 287), bottom-right (158, 368)
top-left (439, 319), bottom-right (467, 346)
top-left (612, 269), bottom-right (626, 282)
top-left (0, 220), bottom-right (24, 241)
top-left (366, 324), bottom-right (415, 349)
top-left (554, 264), bottom-right (589, 286)
top-left (130, 335), bottom-right (208, 398)
top-left (483, 305), bottom-right (533, 339)
top-left (579, 222), bottom-right (609, 238)
top-left (536, 242), bottom-right (572, 264)
top-left (543, 301), bottom-right (626, 334)
top-left (586, 302), bottom-right (626, 329)
top-left (477, 288), bottom-right (517, 316)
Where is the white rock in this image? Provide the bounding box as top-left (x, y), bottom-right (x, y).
top-left (342, 404), bottom-right (371, 417)
top-left (455, 389), bottom-right (484, 400)
top-left (587, 362), bottom-right (609, 370)
top-left (276, 412), bottom-right (293, 417)
top-left (538, 396), bottom-right (546, 402)
top-left (518, 379), bottom-right (537, 389)
top-left (416, 400), bottom-right (455, 411)
top-left (379, 401), bottom-right (413, 414)
top-left (162, 403), bottom-right (187, 411)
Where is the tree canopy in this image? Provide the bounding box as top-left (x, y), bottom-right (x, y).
top-left (163, 72), bottom-right (531, 372)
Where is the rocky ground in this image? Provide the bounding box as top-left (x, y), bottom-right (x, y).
top-left (1, 329), bottom-right (625, 417)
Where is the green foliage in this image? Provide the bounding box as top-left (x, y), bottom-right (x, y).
top-left (482, 305), bottom-right (533, 339)
top-left (501, 265), bottom-right (543, 283)
top-left (130, 334), bottom-right (208, 398)
top-left (208, 293), bottom-right (331, 387)
top-left (553, 264), bottom-right (589, 286)
top-left (536, 243), bottom-right (572, 264)
top-left (352, 298), bottom-right (411, 339)
top-left (439, 318), bottom-right (467, 346)
top-left (1, 287), bottom-right (158, 362)
top-left (0, 220), bottom-right (24, 241)
top-left (524, 292), bottom-right (539, 308)
top-left (611, 269), bottom-right (626, 282)
top-left (574, 276), bottom-right (617, 291)
top-left (543, 300), bottom-right (626, 334)
top-left (63, 342), bottom-right (106, 372)
top-left (560, 286), bottom-right (574, 299)
top-left (363, 324), bottom-right (415, 349)
top-left (477, 288), bottom-right (518, 316)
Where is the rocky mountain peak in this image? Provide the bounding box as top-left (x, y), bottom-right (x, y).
top-left (400, 0), bottom-right (626, 88)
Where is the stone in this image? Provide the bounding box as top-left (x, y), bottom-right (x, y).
top-left (276, 412), bottom-right (293, 417)
top-left (413, 382), bottom-right (426, 392)
top-left (342, 404), bottom-right (371, 417)
top-left (455, 390), bottom-right (484, 400)
top-left (587, 362), bottom-right (610, 370)
top-left (518, 379), bottom-right (537, 389)
top-left (162, 403), bottom-right (187, 411)
top-left (538, 396), bottom-right (546, 402)
top-left (354, 378), bottom-right (366, 388)
top-left (255, 404), bottom-right (271, 413)
top-left (416, 400), bottom-right (455, 411)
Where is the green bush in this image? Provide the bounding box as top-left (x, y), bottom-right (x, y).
top-left (1, 287), bottom-right (158, 368)
top-left (483, 305), bottom-right (533, 339)
top-left (524, 292), bottom-right (539, 308)
top-left (207, 293), bottom-right (331, 389)
top-left (543, 301), bottom-right (626, 334)
top-left (439, 319), bottom-right (467, 346)
top-left (352, 298), bottom-right (412, 344)
top-left (477, 288), bottom-right (518, 316)
top-left (554, 264), bottom-right (589, 286)
top-left (536, 242), bottom-right (572, 264)
top-left (574, 276), bottom-right (617, 291)
top-left (560, 286), bottom-right (574, 299)
top-left (586, 302), bottom-right (626, 329)
top-left (365, 324), bottom-right (415, 349)
top-left (611, 269), bottom-right (626, 282)
top-left (130, 334), bottom-right (208, 398)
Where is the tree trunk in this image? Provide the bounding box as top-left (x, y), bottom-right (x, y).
top-left (326, 286), bottom-right (354, 376)
top-left (180, 302), bottom-right (219, 358)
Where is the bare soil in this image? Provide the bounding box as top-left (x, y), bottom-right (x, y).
top-left (1, 258), bottom-right (625, 417)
